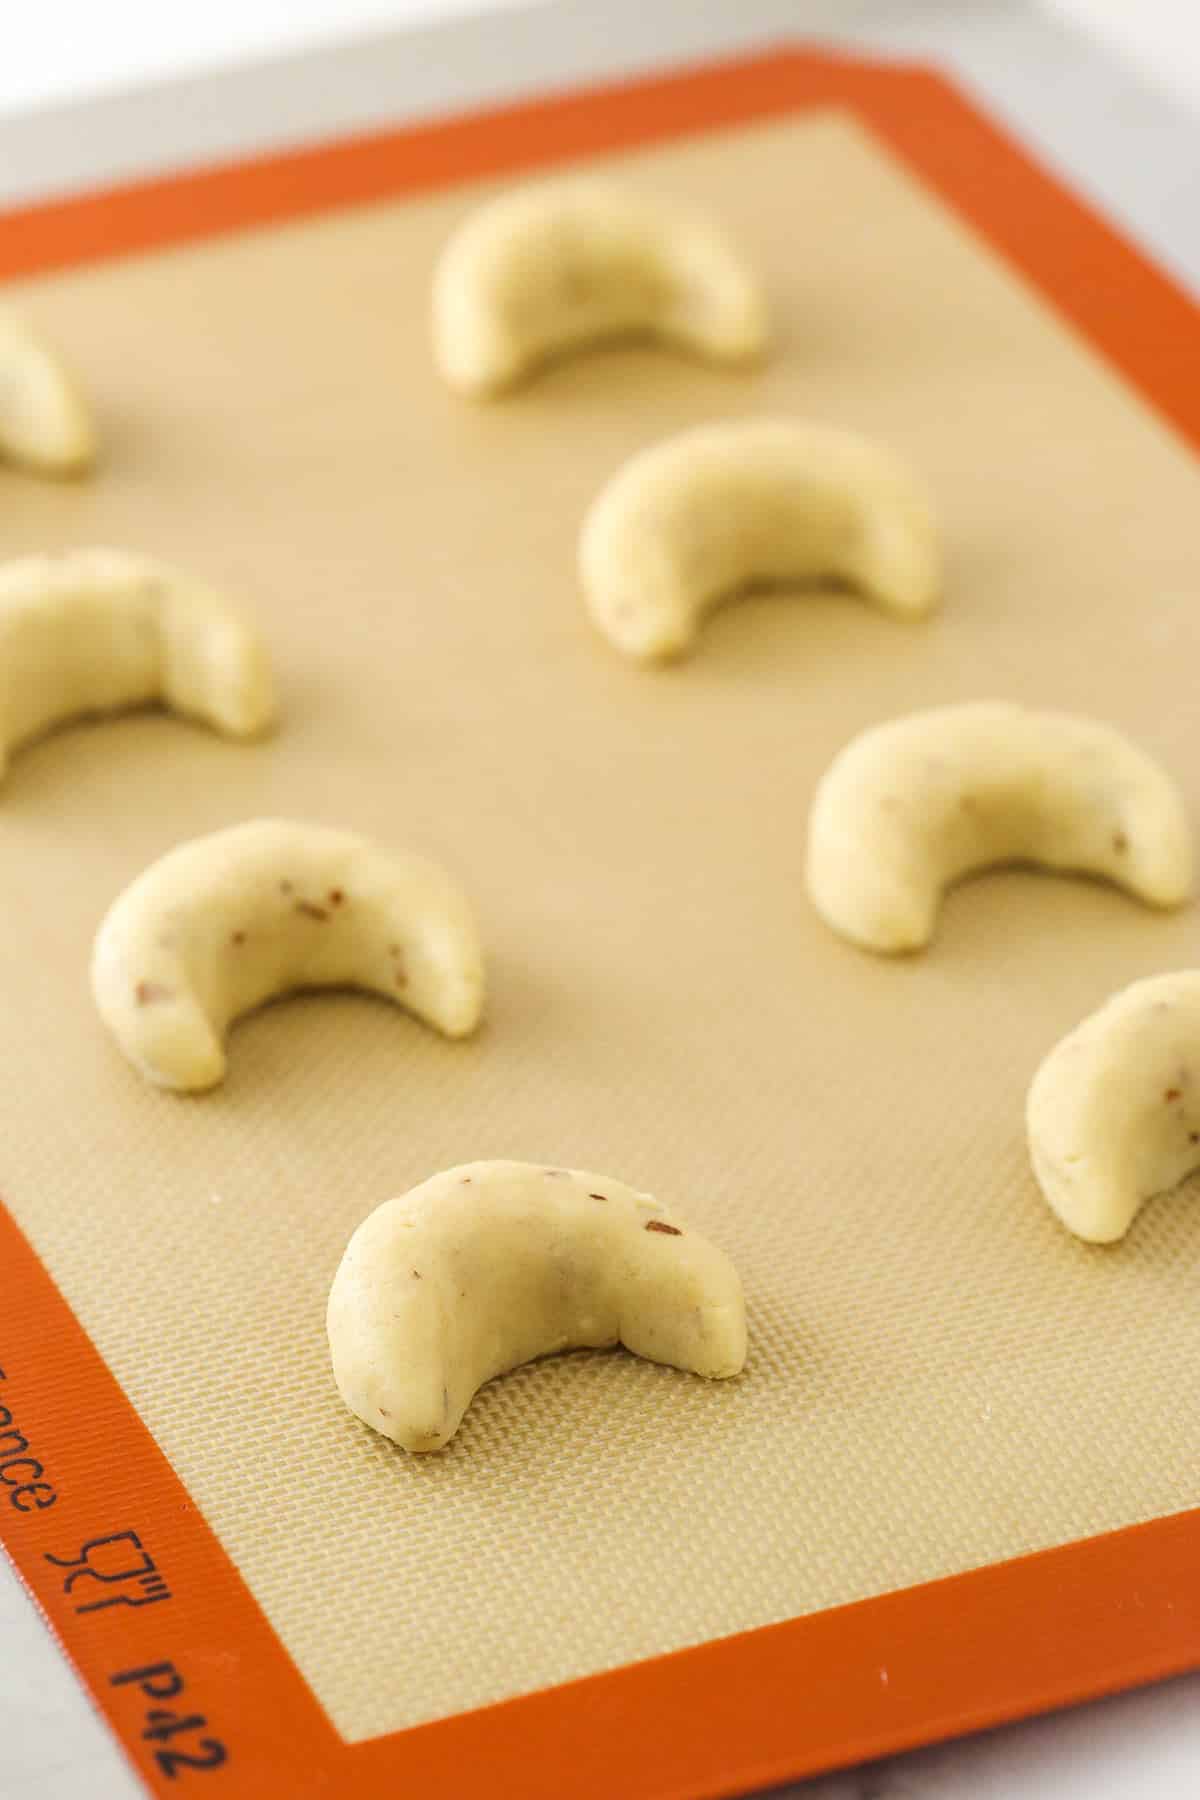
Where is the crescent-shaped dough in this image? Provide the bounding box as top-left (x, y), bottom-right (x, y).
top-left (579, 420), bottom-right (940, 662)
top-left (91, 820), bottom-right (485, 1091)
top-left (1028, 972), bottom-right (1200, 1243)
top-left (327, 1160), bottom-right (746, 1451)
top-left (0, 309), bottom-right (97, 474)
top-left (0, 549), bottom-right (275, 782)
top-left (806, 703), bottom-right (1192, 953)
top-left (432, 177), bottom-right (767, 397)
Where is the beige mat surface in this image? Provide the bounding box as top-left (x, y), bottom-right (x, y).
top-left (2, 110), bottom-right (1199, 1740)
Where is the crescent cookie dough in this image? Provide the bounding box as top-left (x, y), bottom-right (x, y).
top-left (1028, 972), bottom-right (1200, 1244)
top-left (0, 549), bottom-right (275, 783)
top-left (579, 420), bottom-right (940, 663)
top-left (91, 820), bottom-right (485, 1092)
top-left (431, 176), bottom-right (768, 397)
top-left (806, 702), bottom-right (1192, 953)
top-left (328, 1160), bottom-right (747, 1451)
top-left (0, 308), bottom-right (97, 475)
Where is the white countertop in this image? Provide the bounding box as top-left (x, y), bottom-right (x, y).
top-left (0, 0), bottom-right (1197, 118)
top-left (1, 4), bottom-right (1198, 1797)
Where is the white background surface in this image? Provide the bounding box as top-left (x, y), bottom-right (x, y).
top-left (2, 3), bottom-right (1199, 1797)
top-left (0, 0), bottom-right (523, 114)
top-left (0, 0), bottom-right (1197, 118)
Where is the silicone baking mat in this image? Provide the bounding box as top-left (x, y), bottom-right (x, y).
top-left (2, 44), bottom-right (1199, 1800)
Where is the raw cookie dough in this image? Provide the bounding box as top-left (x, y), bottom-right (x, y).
top-left (328, 1160), bottom-right (746, 1451)
top-left (579, 419), bottom-right (940, 662)
top-left (806, 702), bottom-right (1192, 953)
top-left (0, 308), bottom-right (97, 474)
top-left (0, 548), bottom-right (275, 783)
top-left (92, 820), bottom-right (484, 1091)
top-left (1028, 971), bottom-right (1200, 1243)
top-left (432, 176), bottom-right (767, 396)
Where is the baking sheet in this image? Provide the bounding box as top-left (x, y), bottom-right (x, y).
top-left (2, 102), bottom-right (1199, 1745)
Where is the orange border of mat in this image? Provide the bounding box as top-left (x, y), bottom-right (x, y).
top-left (2, 45), bottom-right (1199, 1800)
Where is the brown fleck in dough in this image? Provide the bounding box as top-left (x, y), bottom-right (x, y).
top-left (645, 1219), bottom-right (683, 1236)
top-left (134, 980), bottom-right (172, 1006)
top-left (294, 900), bottom-right (330, 922)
